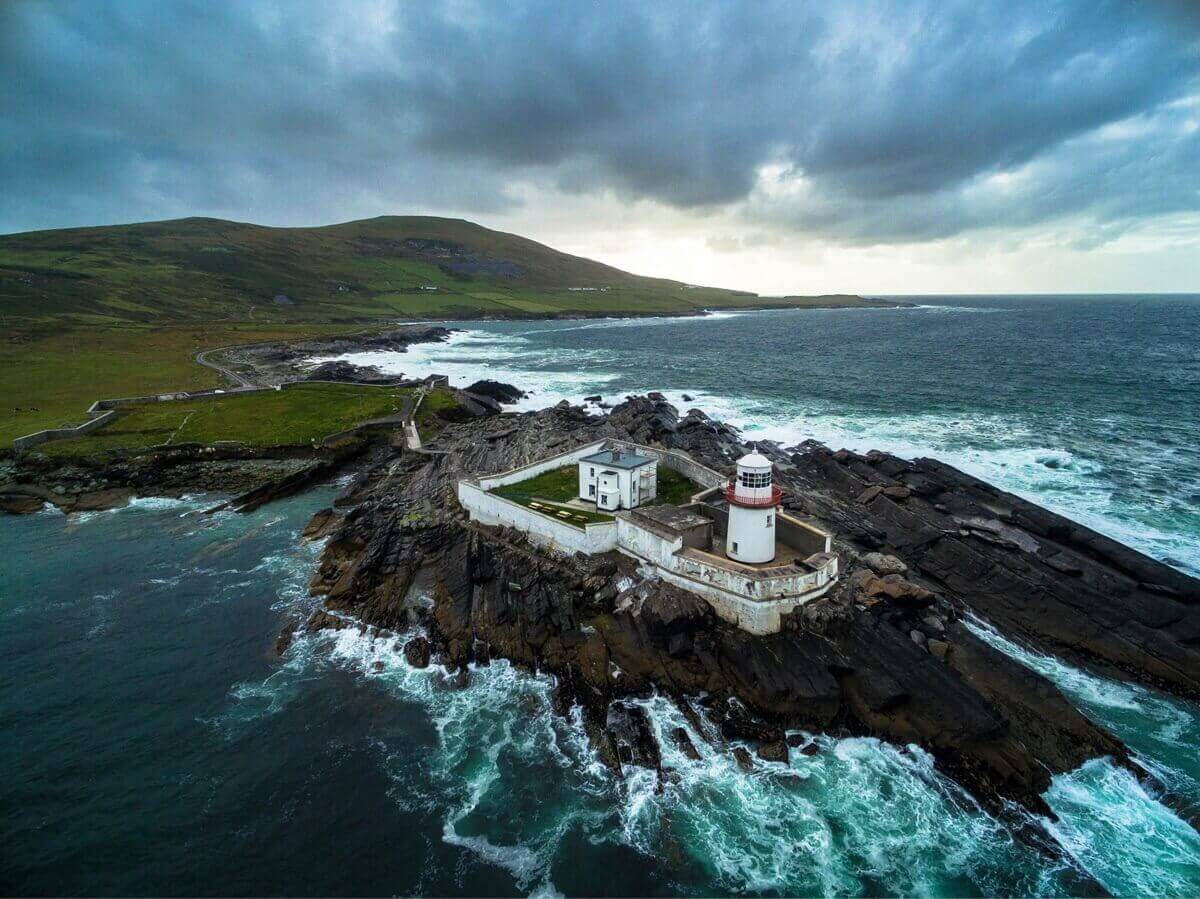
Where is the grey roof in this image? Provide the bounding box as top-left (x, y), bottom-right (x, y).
top-left (579, 449), bottom-right (655, 470)
top-left (635, 505), bottom-right (711, 533)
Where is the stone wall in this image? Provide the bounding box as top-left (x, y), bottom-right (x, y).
top-left (12, 410), bottom-right (119, 453)
top-left (458, 481), bottom-right (619, 555)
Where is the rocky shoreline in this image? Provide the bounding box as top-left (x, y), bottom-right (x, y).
top-left (210, 325), bottom-right (455, 386)
top-left (285, 393), bottom-right (1199, 827)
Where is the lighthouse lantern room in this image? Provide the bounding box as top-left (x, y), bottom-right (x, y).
top-left (724, 451), bottom-right (781, 564)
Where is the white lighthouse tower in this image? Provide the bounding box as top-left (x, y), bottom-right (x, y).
top-left (724, 451), bottom-right (781, 564)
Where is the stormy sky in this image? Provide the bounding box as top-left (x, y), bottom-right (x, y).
top-left (2, 0), bottom-right (1198, 293)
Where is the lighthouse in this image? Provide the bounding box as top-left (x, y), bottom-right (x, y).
top-left (724, 451), bottom-right (781, 564)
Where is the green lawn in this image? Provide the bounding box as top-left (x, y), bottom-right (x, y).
top-left (493, 465), bottom-right (580, 503)
top-left (37, 382), bottom-right (416, 458)
top-left (651, 466), bottom-right (703, 505)
top-left (489, 463), bottom-right (702, 527)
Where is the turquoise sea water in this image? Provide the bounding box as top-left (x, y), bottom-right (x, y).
top-left (4, 296), bottom-right (1199, 895)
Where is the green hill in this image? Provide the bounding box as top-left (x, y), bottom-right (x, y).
top-left (0, 215), bottom-right (878, 333)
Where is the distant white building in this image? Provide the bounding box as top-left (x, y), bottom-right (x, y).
top-left (577, 448), bottom-right (657, 510)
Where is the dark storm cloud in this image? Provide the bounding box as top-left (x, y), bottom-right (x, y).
top-left (1, 0), bottom-right (1198, 243)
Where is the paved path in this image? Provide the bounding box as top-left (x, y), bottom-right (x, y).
top-left (195, 346), bottom-right (258, 388)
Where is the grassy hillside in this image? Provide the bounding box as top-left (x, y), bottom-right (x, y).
top-left (0, 215), bottom-right (812, 333)
top-left (0, 215), bottom-right (884, 449)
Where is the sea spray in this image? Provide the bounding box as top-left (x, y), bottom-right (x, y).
top-left (288, 626), bottom-right (1077, 896)
top-left (966, 616), bottom-right (1200, 896)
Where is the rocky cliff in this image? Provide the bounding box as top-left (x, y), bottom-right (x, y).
top-left (297, 395), bottom-right (1200, 820)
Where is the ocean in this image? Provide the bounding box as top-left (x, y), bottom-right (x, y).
top-left (3, 295), bottom-right (1199, 896)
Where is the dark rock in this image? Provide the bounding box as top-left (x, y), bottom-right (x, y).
top-left (274, 619), bottom-right (299, 655)
top-left (305, 609), bottom-right (354, 632)
top-left (404, 636), bottom-right (432, 669)
top-left (732, 747), bottom-right (755, 772)
top-left (583, 394), bottom-right (602, 403)
top-left (304, 360), bottom-right (397, 384)
top-left (757, 740), bottom-right (789, 762)
top-left (785, 732), bottom-right (806, 748)
top-left (464, 380), bottom-right (526, 403)
top-left (798, 741), bottom-right (820, 756)
top-left (0, 492), bottom-right (47, 514)
top-left (303, 507), bottom-right (343, 541)
top-left (670, 727), bottom-right (701, 761)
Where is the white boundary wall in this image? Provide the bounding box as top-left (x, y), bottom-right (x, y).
top-left (476, 441), bottom-right (610, 491)
top-left (616, 514), bottom-right (838, 635)
top-left (458, 481), bottom-right (618, 555)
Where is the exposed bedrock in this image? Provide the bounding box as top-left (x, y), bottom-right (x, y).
top-left (300, 394), bottom-right (1200, 817)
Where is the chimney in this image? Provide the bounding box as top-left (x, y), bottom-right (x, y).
top-left (612, 447), bottom-right (621, 461)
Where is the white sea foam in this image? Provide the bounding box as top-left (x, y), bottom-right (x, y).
top-left (1044, 760), bottom-right (1200, 897)
top-left (965, 615), bottom-right (1200, 895)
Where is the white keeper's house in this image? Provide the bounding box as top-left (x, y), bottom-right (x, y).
top-left (456, 439), bottom-right (840, 635)
top-left (577, 447), bottom-right (657, 510)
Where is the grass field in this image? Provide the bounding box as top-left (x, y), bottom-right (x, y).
top-left (0, 322), bottom-right (363, 448)
top-left (36, 383), bottom-right (419, 458)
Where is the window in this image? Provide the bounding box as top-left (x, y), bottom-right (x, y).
top-left (731, 541), bottom-right (739, 554)
top-left (589, 467), bottom-right (595, 476)
top-left (588, 485), bottom-right (595, 497)
top-left (766, 514), bottom-right (772, 527)
top-left (738, 470), bottom-right (771, 489)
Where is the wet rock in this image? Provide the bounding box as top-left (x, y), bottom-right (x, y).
top-left (928, 639), bottom-right (950, 661)
top-left (274, 619), bottom-right (299, 655)
top-left (0, 493), bottom-right (46, 514)
top-left (606, 702), bottom-right (662, 772)
top-left (303, 507), bottom-right (343, 541)
top-left (862, 552), bottom-right (908, 575)
top-left (404, 636), bottom-right (432, 669)
top-left (757, 740), bottom-right (789, 763)
top-left (798, 741), bottom-right (820, 757)
top-left (305, 609), bottom-right (356, 632)
top-left (464, 380), bottom-right (526, 403)
top-left (670, 727), bottom-right (701, 761)
top-left (732, 747), bottom-right (755, 772)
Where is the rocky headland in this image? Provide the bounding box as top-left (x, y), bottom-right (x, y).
top-left (287, 393), bottom-right (1200, 824)
top-left (213, 325), bottom-right (455, 386)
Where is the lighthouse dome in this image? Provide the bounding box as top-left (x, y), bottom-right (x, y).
top-left (736, 451), bottom-right (772, 469)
